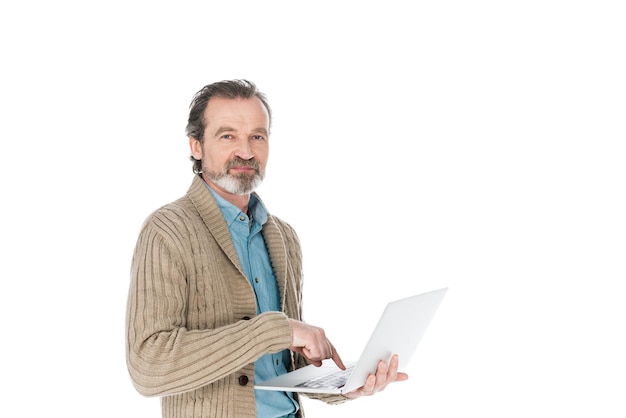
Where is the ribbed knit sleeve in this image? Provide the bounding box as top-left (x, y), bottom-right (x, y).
top-left (126, 203), bottom-right (293, 399)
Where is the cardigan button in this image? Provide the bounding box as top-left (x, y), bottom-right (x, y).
top-left (242, 316), bottom-right (251, 320)
top-left (238, 375), bottom-right (249, 386)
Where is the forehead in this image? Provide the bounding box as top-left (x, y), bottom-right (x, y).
top-left (203, 96), bottom-right (269, 130)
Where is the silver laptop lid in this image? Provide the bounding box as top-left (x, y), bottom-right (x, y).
top-left (342, 287), bottom-right (448, 393)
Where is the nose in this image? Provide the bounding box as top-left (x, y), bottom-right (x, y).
top-left (235, 139), bottom-right (254, 160)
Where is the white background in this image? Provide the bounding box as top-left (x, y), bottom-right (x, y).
top-left (1, 1), bottom-right (624, 417)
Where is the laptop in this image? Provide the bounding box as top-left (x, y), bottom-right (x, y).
top-left (254, 287), bottom-right (448, 394)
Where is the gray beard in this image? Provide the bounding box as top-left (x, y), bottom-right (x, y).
top-left (208, 171), bottom-right (264, 195)
top-left (203, 158), bottom-right (265, 195)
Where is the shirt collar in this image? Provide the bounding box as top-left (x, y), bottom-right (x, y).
top-left (204, 182), bottom-right (268, 227)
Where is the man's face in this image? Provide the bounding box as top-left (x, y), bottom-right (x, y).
top-left (190, 96), bottom-right (270, 196)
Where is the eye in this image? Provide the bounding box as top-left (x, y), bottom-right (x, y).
top-left (251, 135), bottom-right (266, 141)
top-left (221, 134), bottom-right (234, 140)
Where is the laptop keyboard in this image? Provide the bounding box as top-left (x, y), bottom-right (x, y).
top-left (295, 364), bottom-right (356, 389)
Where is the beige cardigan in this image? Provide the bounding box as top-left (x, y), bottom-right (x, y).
top-left (126, 176), bottom-right (346, 417)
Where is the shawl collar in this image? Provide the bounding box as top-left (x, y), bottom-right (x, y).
top-left (186, 175), bottom-right (244, 277)
top-left (261, 212), bottom-right (288, 311)
top-left (185, 175), bottom-right (288, 305)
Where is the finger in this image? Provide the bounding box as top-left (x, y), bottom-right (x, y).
top-left (373, 360), bottom-right (388, 391)
top-left (396, 372), bottom-right (410, 382)
top-left (388, 355), bottom-right (409, 382)
top-left (301, 347), bottom-right (323, 367)
top-left (330, 343), bottom-right (346, 370)
top-left (363, 373), bottom-right (377, 394)
top-left (343, 373), bottom-right (376, 399)
top-left (387, 354), bottom-right (399, 381)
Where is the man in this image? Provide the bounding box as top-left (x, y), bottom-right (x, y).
top-left (126, 79), bottom-right (407, 418)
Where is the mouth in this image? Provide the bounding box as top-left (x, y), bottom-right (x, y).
top-left (229, 166), bottom-right (257, 174)
top-left (226, 158), bottom-right (259, 175)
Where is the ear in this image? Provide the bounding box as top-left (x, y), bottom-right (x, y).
top-left (189, 136), bottom-right (203, 160)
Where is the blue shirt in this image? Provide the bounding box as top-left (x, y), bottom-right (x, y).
top-left (207, 186), bottom-right (299, 418)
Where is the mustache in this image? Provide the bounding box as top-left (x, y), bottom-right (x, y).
top-left (226, 157), bottom-right (260, 172)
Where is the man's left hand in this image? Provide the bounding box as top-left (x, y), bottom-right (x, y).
top-left (342, 354), bottom-right (408, 399)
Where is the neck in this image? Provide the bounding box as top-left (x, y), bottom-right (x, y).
top-left (202, 174), bottom-right (251, 213)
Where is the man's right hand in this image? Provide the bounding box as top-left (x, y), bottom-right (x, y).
top-left (287, 318), bottom-right (346, 369)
